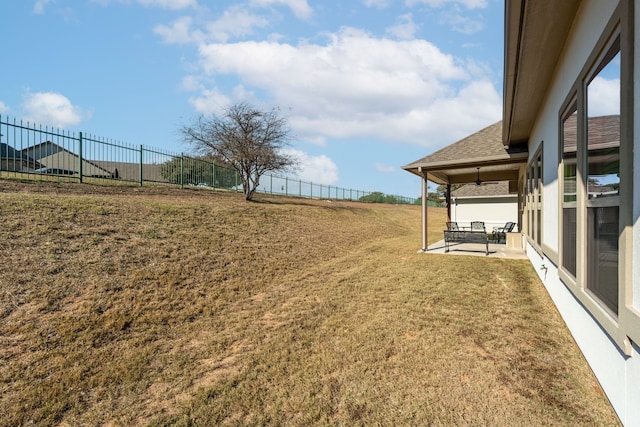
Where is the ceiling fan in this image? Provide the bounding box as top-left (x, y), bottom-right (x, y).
top-left (475, 167), bottom-right (484, 185)
top-left (474, 167), bottom-right (498, 186)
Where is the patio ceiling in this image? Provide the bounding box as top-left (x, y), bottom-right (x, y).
top-left (402, 121), bottom-right (528, 185)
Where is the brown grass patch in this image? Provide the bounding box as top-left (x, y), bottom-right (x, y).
top-left (0, 179), bottom-right (619, 426)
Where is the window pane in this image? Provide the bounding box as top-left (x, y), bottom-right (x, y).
top-left (563, 207), bottom-right (577, 277)
top-left (563, 109), bottom-right (577, 203)
top-left (587, 206), bottom-right (619, 313)
top-left (536, 153), bottom-right (542, 245)
top-left (586, 35), bottom-right (620, 314)
top-left (587, 47), bottom-right (620, 200)
top-left (562, 106), bottom-right (577, 277)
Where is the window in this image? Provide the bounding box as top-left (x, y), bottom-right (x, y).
top-left (525, 146), bottom-right (543, 249)
top-left (556, 0), bottom-right (636, 354)
top-left (561, 102), bottom-right (577, 278)
top-left (536, 150), bottom-right (542, 246)
top-left (559, 25), bottom-right (623, 317)
top-left (585, 34), bottom-right (620, 314)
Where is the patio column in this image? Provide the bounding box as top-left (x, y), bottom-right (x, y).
top-left (446, 184), bottom-right (452, 222)
top-left (420, 167), bottom-right (428, 251)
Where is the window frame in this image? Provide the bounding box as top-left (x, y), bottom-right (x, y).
top-left (559, 98), bottom-right (578, 280)
top-left (524, 144), bottom-right (543, 252)
top-left (556, 0), bottom-right (637, 354)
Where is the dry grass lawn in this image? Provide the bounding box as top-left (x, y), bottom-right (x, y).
top-left (0, 180), bottom-right (619, 426)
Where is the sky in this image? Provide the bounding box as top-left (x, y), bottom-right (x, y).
top-left (1, 0), bottom-right (505, 197)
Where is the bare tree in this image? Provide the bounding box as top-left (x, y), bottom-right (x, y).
top-left (181, 102), bottom-right (298, 201)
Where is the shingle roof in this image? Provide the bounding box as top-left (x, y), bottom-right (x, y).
top-left (451, 181), bottom-right (513, 198)
top-left (403, 121), bottom-right (527, 170)
top-left (402, 121), bottom-right (528, 185)
top-left (563, 114), bottom-right (619, 153)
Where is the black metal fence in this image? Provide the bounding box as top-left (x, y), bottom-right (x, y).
top-left (0, 116), bottom-right (416, 203)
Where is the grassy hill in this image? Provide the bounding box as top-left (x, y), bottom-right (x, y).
top-left (0, 180), bottom-right (618, 426)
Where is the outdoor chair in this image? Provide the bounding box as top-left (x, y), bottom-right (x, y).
top-left (446, 222), bottom-right (460, 231)
top-left (470, 221), bottom-right (486, 232)
top-left (492, 221), bottom-right (516, 243)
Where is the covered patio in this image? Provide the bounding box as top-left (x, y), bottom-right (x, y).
top-left (402, 121), bottom-right (528, 255)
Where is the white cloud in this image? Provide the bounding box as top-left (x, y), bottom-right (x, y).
top-left (249, 0), bottom-right (313, 19)
top-left (33, 0), bottom-right (55, 14)
top-left (588, 76), bottom-right (620, 116)
top-left (181, 75), bottom-right (203, 91)
top-left (205, 5), bottom-right (270, 43)
top-left (136, 0), bottom-right (197, 9)
top-left (363, 0), bottom-right (391, 9)
top-left (90, 0), bottom-right (196, 9)
top-left (406, 0), bottom-right (488, 9)
top-left (385, 13), bottom-right (419, 40)
top-left (440, 10), bottom-right (484, 34)
top-left (190, 27), bottom-right (501, 148)
top-left (375, 163), bottom-right (396, 173)
top-left (285, 148), bottom-right (339, 185)
top-left (22, 92), bottom-right (88, 128)
top-left (155, 7), bottom-right (270, 44)
top-left (188, 88), bottom-right (231, 115)
top-left (154, 16), bottom-right (202, 44)
top-left (0, 101), bottom-right (9, 114)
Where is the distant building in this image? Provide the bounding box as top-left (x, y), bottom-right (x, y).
top-left (23, 141), bottom-right (112, 178)
top-left (1, 143), bottom-right (43, 172)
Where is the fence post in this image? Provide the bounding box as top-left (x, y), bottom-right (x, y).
top-left (180, 153), bottom-right (184, 188)
top-left (212, 162), bottom-right (216, 189)
top-left (78, 132), bottom-right (83, 183)
top-left (139, 145), bottom-right (143, 187)
top-left (285, 176), bottom-right (288, 196)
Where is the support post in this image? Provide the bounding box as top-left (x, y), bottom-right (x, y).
top-left (446, 183), bottom-right (452, 223)
top-left (420, 167), bottom-right (428, 252)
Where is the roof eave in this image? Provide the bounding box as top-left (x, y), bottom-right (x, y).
top-left (503, 0), bottom-right (582, 146)
top-left (402, 151), bottom-right (528, 173)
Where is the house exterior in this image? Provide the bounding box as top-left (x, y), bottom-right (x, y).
top-left (23, 141), bottom-right (113, 178)
top-left (405, 1), bottom-right (640, 423)
top-left (1, 143), bottom-right (43, 172)
top-left (450, 182), bottom-right (518, 231)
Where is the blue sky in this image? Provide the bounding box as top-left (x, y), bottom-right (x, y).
top-left (1, 0), bottom-right (504, 197)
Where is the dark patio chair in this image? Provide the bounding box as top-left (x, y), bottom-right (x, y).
top-left (446, 222), bottom-right (460, 231)
top-left (470, 221), bottom-right (485, 232)
top-left (492, 221), bottom-right (516, 243)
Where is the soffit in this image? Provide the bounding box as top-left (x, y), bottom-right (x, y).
top-left (503, 0), bottom-right (582, 146)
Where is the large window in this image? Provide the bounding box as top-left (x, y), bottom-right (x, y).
top-left (556, 0), bottom-right (636, 354)
top-left (561, 102), bottom-right (577, 278)
top-left (525, 146), bottom-right (542, 249)
top-left (559, 27), bottom-right (622, 318)
top-left (585, 34), bottom-right (620, 314)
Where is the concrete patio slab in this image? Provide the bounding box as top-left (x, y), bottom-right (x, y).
top-left (421, 239), bottom-right (529, 259)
